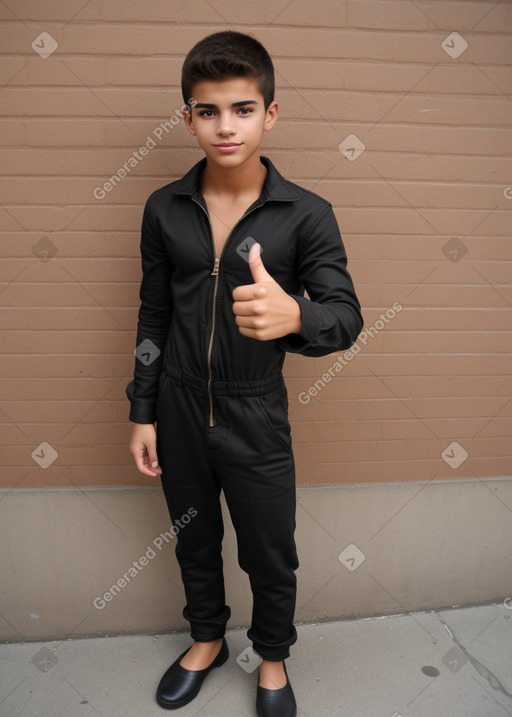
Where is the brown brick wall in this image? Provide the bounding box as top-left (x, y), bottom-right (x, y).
top-left (1, 1), bottom-right (511, 488)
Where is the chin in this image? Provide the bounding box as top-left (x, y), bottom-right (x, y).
top-left (207, 151), bottom-right (250, 165)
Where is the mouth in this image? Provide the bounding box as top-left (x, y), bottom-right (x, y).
top-left (214, 143), bottom-right (242, 153)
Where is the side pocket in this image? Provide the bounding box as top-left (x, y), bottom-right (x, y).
top-left (256, 386), bottom-right (293, 454)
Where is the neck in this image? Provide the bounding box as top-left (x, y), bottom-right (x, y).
top-left (201, 153), bottom-right (266, 198)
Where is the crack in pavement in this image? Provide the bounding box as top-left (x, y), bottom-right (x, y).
top-left (433, 610), bottom-right (512, 700)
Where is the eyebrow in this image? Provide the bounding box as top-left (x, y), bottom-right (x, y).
top-left (193, 100), bottom-right (258, 109)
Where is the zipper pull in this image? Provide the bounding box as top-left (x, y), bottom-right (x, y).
top-left (211, 257), bottom-right (220, 276)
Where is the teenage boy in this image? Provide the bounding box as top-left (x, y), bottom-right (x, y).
top-left (127, 30), bottom-right (363, 717)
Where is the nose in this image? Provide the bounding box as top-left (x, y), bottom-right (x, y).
top-left (217, 110), bottom-right (235, 136)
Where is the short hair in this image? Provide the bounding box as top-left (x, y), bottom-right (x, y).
top-left (181, 31), bottom-right (275, 110)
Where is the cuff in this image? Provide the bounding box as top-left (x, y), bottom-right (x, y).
top-left (126, 381), bottom-right (157, 424)
top-left (276, 295), bottom-right (321, 353)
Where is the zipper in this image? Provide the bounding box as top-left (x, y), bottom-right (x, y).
top-left (206, 253), bottom-right (220, 427)
top-left (193, 197), bottom-right (263, 427)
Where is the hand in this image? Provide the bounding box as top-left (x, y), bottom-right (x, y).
top-left (129, 422), bottom-right (162, 477)
top-left (232, 243), bottom-right (302, 341)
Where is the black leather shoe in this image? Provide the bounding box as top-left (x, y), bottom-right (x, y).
top-left (256, 661), bottom-right (297, 717)
top-left (156, 638), bottom-right (228, 710)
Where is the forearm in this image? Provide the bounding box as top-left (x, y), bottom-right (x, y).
top-left (277, 205), bottom-right (363, 356)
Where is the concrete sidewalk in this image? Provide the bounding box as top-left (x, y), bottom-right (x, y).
top-left (1, 602), bottom-right (511, 717)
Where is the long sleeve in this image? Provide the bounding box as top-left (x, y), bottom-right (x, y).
top-left (125, 199), bottom-right (174, 423)
top-left (277, 203), bottom-right (363, 356)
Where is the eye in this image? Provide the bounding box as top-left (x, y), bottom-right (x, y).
top-left (198, 110), bottom-right (215, 117)
top-left (237, 107), bottom-right (253, 116)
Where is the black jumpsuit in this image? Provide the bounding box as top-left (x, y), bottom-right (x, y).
top-left (126, 156), bottom-right (363, 661)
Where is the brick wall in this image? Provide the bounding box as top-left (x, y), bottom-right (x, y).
top-left (1, 0), bottom-right (511, 489)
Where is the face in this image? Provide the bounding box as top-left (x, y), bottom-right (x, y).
top-left (184, 77), bottom-right (278, 169)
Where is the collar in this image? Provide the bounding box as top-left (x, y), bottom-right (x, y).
top-left (168, 156), bottom-right (300, 203)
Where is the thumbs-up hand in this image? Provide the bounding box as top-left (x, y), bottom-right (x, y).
top-left (232, 243), bottom-right (302, 340)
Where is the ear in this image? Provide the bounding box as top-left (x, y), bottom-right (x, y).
top-left (263, 100), bottom-right (279, 131)
top-left (183, 107), bottom-right (197, 136)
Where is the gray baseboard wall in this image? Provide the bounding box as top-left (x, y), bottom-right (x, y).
top-left (2, 477), bottom-right (512, 643)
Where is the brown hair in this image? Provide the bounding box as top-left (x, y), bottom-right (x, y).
top-left (181, 31), bottom-right (275, 110)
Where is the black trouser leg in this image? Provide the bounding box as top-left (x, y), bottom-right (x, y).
top-left (207, 389), bottom-right (299, 661)
top-left (156, 368), bottom-right (298, 659)
top-left (156, 377), bottom-right (231, 640)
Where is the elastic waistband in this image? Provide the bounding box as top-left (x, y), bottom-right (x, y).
top-left (162, 360), bottom-right (283, 397)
